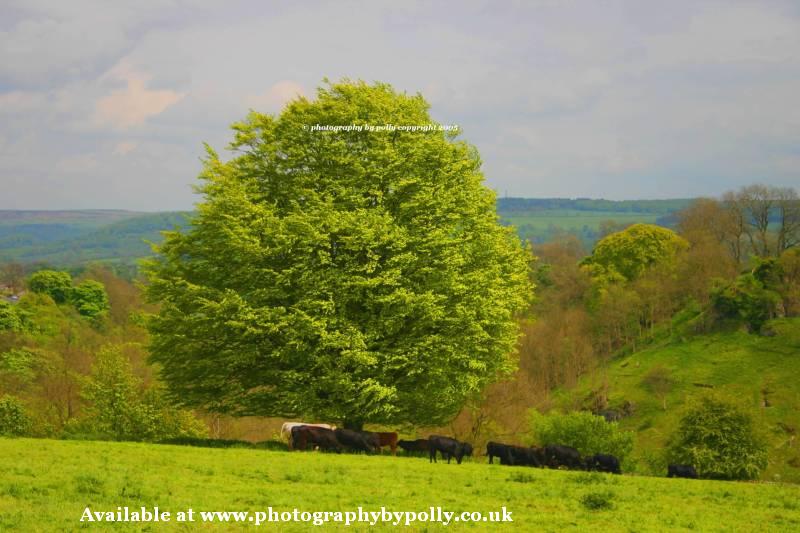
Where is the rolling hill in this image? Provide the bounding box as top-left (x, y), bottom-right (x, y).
top-left (553, 317), bottom-right (800, 483)
top-left (0, 199), bottom-right (692, 268)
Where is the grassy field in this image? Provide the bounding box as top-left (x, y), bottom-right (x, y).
top-left (555, 317), bottom-right (800, 483)
top-left (1, 438), bottom-right (799, 531)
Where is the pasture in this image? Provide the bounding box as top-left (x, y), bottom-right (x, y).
top-left (1, 438), bottom-right (799, 531)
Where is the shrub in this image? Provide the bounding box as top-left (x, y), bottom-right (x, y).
top-left (710, 274), bottom-right (781, 333)
top-left (27, 270), bottom-right (73, 303)
top-left (528, 410), bottom-right (634, 462)
top-left (667, 394), bottom-right (767, 480)
top-left (69, 280), bottom-right (110, 318)
top-left (0, 301), bottom-right (25, 332)
top-left (75, 346), bottom-right (207, 442)
top-left (0, 395), bottom-right (33, 436)
top-left (580, 490), bottom-right (615, 511)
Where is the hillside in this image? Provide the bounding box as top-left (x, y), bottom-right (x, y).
top-left (0, 211), bottom-right (190, 267)
top-left (554, 318), bottom-right (800, 483)
top-left (1, 438), bottom-right (798, 531)
top-left (0, 199), bottom-right (691, 267)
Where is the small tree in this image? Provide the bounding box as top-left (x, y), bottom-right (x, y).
top-left (668, 394), bottom-right (767, 480)
top-left (70, 280), bottom-right (110, 318)
top-left (77, 346), bottom-right (206, 442)
top-left (0, 395), bottom-right (32, 436)
top-left (528, 410), bottom-right (635, 462)
top-left (0, 301), bottom-right (25, 332)
top-left (27, 270), bottom-right (73, 303)
top-left (642, 365), bottom-right (673, 411)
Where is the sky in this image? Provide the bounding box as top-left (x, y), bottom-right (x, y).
top-left (1, 0), bottom-right (799, 210)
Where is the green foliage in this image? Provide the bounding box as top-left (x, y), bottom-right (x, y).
top-left (27, 270), bottom-right (73, 303)
top-left (0, 348), bottom-right (40, 392)
top-left (23, 269), bottom-right (111, 320)
top-left (0, 395), bottom-right (33, 436)
top-left (69, 280), bottom-right (109, 318)
top-left (668, 394), bottom-right (768, 480)
top-left (582, 223), bottom-right (688, 282)
top-left (528, 411), bottom-right (635, 461)
top-left (710, 274), bottom-right (781, 332)
top-left (0, 301), bottom-right (25, 331)
top-left (580, 490), bottom-right (616, 511)
top-left (74, 346), bottom-right (206, 442)
top-left (145, 80), bottom-right (533, 428)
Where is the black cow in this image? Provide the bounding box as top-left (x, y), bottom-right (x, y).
top-left (667, 464), bottom-right (698, 479)
top-left (291, 426), bottom-right (341, 453)
top-left (544, 445), bottom-right (583, 470)
top-left (584, 454), bottom-right (621, 474)
top-left (334, 429), bottom-right (378, 454)
top-left (398, 439), bottom-right (429, 456)
top-left (429, 435), bottom-right (471, 464)
top-left (487, 442), bottom-right (513, 464)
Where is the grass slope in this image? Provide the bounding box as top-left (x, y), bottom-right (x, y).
top-left (556, 318), bottom-right (800, 483)
top-left (1, 438), bottom-right (798, 531)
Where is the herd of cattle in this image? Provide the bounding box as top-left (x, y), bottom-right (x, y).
top-left (279, 422), bottom-right (699, 479)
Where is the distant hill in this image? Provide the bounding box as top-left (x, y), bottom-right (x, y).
top-left (0, 211), bottom-right (190, 268)
top-left (0, 198), bottom-right (694, 267)
top-left (496, 197), bottom-right (693, 245)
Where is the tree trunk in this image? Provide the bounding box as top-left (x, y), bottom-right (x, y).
top-left (343, 419), bottom-right (364, 431)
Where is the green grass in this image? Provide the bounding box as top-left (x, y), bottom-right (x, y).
top-left (1, 438), bottom-right (799, 531)
top-left (556, 317), bottom-right (800, 483)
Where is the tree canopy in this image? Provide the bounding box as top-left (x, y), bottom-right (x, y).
top-left (582, 223), bottom-right (688, 282)
top-left (144, 80), bottom-right (533, 429)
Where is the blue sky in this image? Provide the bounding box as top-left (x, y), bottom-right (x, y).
top-left (1, 0), bottom-right (799, 210)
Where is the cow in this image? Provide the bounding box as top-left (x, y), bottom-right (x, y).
top-left (584, 454), bottom-right (621, 474)
top-left (291, 426), bottom-right (341, 453)
top-left (334, 429), bottom-right (379, 454)
top-left (398, 439), bottom-right (429, 456)
top-left (374, 432), bottom-right (399, 456)
top-left (428, 435), bottom-right (472, 465)
top-left (667, 464), bottom-right (698, 479)
top-left (514, 446), bottom-right (545, 467)
top-left (281, 422), bottom-right (335, 447)
top-left (544, 444), bottom-right (583, 470)
top-left (487, 441), bottom-right (513, 465)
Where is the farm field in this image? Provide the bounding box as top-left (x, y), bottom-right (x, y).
top-left (1, 438), bottom-right (799, 531)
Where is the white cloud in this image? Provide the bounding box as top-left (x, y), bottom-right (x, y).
top-left (113, 141), bottom-right (138, 155)
top-left (92, 60), bottom-right (185, 130)
top-left (246, 80), bottom-right (307, 113)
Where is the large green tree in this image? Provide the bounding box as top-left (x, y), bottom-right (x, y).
top-left (145, 80), bottom-right (532, 429)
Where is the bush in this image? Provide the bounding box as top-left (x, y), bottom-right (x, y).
top-left (710, 274), bottom-right (782, 333)
top-left (580, 490), bottom-right (615, 511)
top-left (667, 394), bottom-right (768, 480)
top-left (27, 270), bottom-right (73, 303)
top-left (74, 346), bottom-right (207, 442)
top-left (528, 410), bottom-right (635, 462)
top-left (0, 395), bottom-right (33, 436)
top-left (69, 280), bottom-right (110, 318)
top-left (0, 301), bottom-right (26, 332)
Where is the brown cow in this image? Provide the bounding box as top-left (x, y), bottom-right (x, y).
top-left (372, 432), bottom-right (398, 456)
